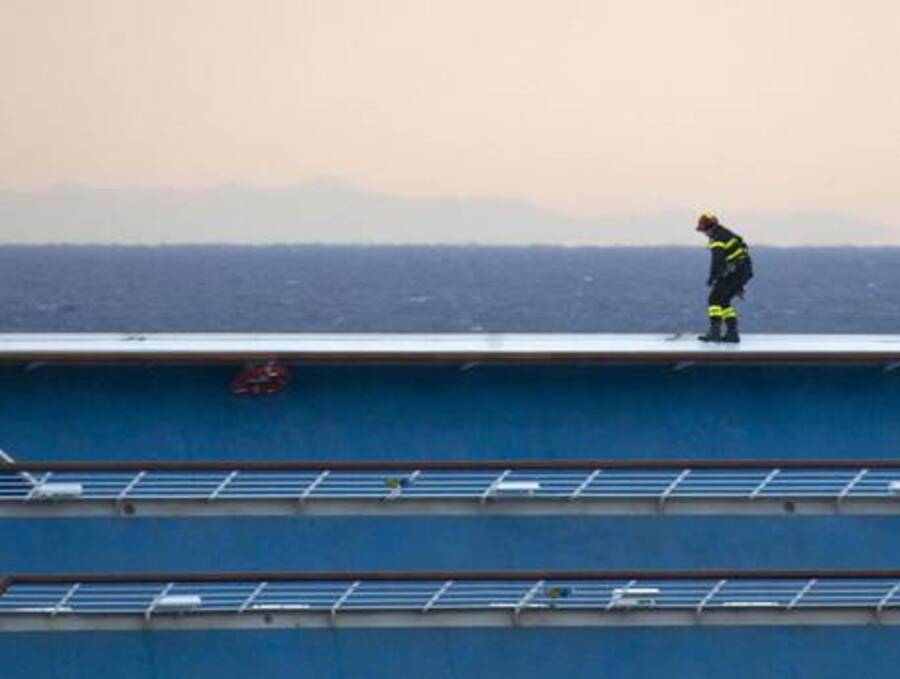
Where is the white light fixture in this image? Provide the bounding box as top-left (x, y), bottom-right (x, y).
top-left (154, 594), bottom-right (202, 613)
top-left (610, 587), bottom-right (660, 608)
top-left (888, 481), bottom-right (900, 494)
top-left (495, 481), bottom-right (541, 494)
top-left (33, 482), bottom-right (84, 500)
top-left (250, 603), bottom-right (310, 611)
top-left (488, 601), bottom-right (548, 609)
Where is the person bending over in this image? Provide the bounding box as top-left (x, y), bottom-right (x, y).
top-left (696, 213), bottom-right (753, 343)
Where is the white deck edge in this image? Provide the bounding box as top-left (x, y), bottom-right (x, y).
top-left (2, 495), bottom-right (900, 518)
top-left (1, 607), bottom-right (899, 632)
top-left (0, 333), bottom-right (899, 362)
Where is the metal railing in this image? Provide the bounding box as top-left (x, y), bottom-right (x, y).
top-left (2, 570), bottom-right (900, 630)
top-left (3, 459), bottom-right (900, 516)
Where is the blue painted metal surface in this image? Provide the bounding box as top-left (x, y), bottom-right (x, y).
top-left (4, 628), bottom-right (900, 679)
top-left (3, 516), bottom-right (900, 572)
top-left (1, 361), bottom-right (898, 676)
top-left (1, 364), bottom-right (898, 458)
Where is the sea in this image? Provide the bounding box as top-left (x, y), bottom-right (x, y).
top-left (0, 245), bottom-right (898, 334)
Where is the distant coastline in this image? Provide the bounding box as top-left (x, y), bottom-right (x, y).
top-left (2, 182), bottom-right (896, 246)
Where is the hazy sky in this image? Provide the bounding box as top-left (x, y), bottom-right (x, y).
top-left (2, 1), bottom-right (899, 242)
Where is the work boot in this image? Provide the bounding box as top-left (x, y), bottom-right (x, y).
top-left (698, 318), bottom-right (722, 342)
top-left (722, 317), bottom-right (740, 343)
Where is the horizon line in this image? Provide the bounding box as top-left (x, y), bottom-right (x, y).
top-left (1, 242), bottom-right (897, 249)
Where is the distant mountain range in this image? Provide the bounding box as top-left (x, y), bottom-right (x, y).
top-left (1, 179), bottom-right (895, 246)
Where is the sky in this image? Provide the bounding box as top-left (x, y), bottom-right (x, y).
top-left (2, 0), bottom-right (899, 244)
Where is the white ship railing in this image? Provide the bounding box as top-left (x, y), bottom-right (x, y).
top-left (3, 460), bottom-right (900, 516)
top-left (3, 570), bottom-right (900, 630)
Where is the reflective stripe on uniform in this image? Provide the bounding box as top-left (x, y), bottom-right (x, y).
top-left (726, 247), bottom-right (749, 262)
top-left (708, 305), bottom-right (725, 318)
top-left (709, 237), bottom-right (740, 250)
top-left (721, 307), bottom-right (738, 319)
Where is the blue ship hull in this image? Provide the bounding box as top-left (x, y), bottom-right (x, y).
top-left (1, 336), bottom-right (898, 678)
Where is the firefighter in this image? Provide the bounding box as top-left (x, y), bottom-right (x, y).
top-left (696, 213), bottom-right (753, 343)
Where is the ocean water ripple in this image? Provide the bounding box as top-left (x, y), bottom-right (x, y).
top-left (0, 246), bottom-right (897, 334)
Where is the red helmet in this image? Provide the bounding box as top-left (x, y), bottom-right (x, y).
top-left (696, 213), bottom-right (719, 232)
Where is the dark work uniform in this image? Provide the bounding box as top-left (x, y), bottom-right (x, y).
top-left (706, 224), bottom-right (753, 322)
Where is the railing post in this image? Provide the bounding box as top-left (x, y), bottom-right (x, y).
top-left (116, 471), bottom-right (146, 504)
top-left (788, 579), bottom-right (817, 610)
top-left (51, 583), bottom-right (80, 617)
top-left (422, 580), bottom-right (454, 613)
top-left (209, 471), bottom-right (239, 502)
top-left (145, 582), bottom-right (175, 620)
top-left (514, 580), bottom-right (545, 620)
top-left (837, 469), bottom-right (868, 505)
top-left (606, 579), bottom-right (637, 611)
top-left (299, 471), bottom-right (330, 502)
top-left (570, 469), bottom-right (601, 500)
top-left (480, 470), bottom-right (512, 503)
top-left (749, 468), bottom-right (780, 499)
top-left (24, 472), bottom-right (52, 501)
top-left (385, 470), bottom-right (420, 501)
top-left (696, 579), bottom-right (727, 615)
top-left (658, 469), bottom-right (691, 507)
top-left (876, 582), bottom-right (900, 616)
top-left (238, 581), bottom-right (268, 613)
top-left (330, 581), bottom-right (360, 620)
